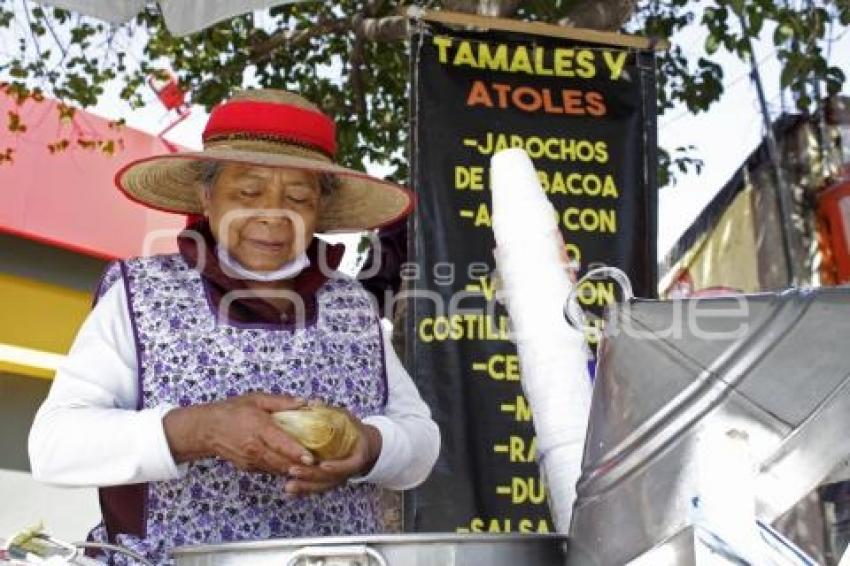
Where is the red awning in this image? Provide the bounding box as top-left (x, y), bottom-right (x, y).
top-left (0, 91), bottom-right (188, 259)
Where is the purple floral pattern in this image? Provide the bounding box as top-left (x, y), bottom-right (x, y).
top-left (88, 254), bottom-right (387, 565)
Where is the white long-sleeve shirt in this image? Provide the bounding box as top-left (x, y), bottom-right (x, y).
top-left (29, 279), bottom-right (439, 491)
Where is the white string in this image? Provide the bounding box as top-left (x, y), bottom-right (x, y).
top-left (564, 266), bottom-right (635, 333)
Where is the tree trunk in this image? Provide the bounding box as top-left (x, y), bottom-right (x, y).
top-left (558, 0), bottom-right (637, 31)
top-left (441, 0), bottom-right (522, 17)
top-left (253, 0), bottom-right (637, 60)
top-left (441, 0), bottom-right (636, 31)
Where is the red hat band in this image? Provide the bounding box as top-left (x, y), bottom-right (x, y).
top-left (202, 100), bottom-right (337, 158)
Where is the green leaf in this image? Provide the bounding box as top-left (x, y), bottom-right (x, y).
top-left (773, 23), bottom-right (794, 44)
top-left (780, 60), bottom-right (797, 88)
top-left (705, 34), bottom-right (720, 55)
top-left (734, 37), bottom-right (751, 58)
top-left (1, 0), bottom-right (843, 188)
top-left (746, 6), bottom-right (764, 36)
top-left (826, 66), bottom-right (847, 94)
top-left (728, 0), bottom-right (745, 17)
top-left (826, 66), bottom-right (846, 82)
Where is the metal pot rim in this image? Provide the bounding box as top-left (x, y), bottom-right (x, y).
top-left (172, 532), bottom-right (569, 555)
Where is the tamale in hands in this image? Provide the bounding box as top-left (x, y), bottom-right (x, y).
top-left (272, 405), bottom-right (360, 460)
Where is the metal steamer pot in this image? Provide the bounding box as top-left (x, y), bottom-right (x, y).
top-left (172, 533), bottom-right (569, 566)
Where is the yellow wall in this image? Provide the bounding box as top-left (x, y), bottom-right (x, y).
top-left (0, 272), bottom-right (90, 379)
top-left (660, 186), bottom-right (760, 296)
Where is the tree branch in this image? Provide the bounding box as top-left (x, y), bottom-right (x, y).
top-left (252, 0), bottom-right (635, 66)
top-left (441, 0), bottom-right (522, 17)
top-left (349, 14), bottom-right (367, 115)
top-left (355, 15), bottom-right (407, 41)
top-left (43, 10), bottom-right (69, 61)
top-left (250, 18), bottom-right (352, 61)
top-left (250, 14), bottom-right (408, 63)
top-left (558, 0), bottom-right (637, 31)
top-left (21, 0), bottom-right (44, 62)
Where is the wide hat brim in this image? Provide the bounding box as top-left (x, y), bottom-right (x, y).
top-left (115, 148), bottom-right (414, 233)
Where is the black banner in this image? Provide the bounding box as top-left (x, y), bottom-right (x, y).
top-left (405, 24), bottom-right (657, 533)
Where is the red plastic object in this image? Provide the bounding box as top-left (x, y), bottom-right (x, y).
top-left (818, 175), bottom-right (850, 284)
top-left (148, 73), bottom-right (186, 111)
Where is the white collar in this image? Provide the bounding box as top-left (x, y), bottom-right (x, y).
top-left (217, 247), bottom-right (311, 281)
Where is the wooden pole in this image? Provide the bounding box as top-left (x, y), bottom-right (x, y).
top-left (401, 6), bottom-right (669, 51)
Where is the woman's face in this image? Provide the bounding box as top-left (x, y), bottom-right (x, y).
top-left (199, 163), bottom-right (321, 272)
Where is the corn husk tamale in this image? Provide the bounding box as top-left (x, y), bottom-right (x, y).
top-left (272, 405), bottom-right (360, 460)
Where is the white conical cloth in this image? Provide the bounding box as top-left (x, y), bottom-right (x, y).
top-left (491, 148), bottom-right (592, 532)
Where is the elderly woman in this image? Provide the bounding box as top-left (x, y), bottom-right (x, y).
top-left (28, 89), bottom-right (440, 564)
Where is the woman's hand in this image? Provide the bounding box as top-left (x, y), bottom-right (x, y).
top-left (283, 416), bottom-right (382, 496)
top-left (164, 392), bottom-right (312, 475)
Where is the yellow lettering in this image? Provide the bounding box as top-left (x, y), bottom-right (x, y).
top-left (466, 517), bottom-right (550, 534)
top-left (418, 318), bottom-right (433, 343)
top-left (596, 141), bottom-right (609, 163)
top-left (509, 46), bottom-right (534, 74)
top-left (500, 394), bottom-right (532, 422)
top-left (509, 435), bottom-right (537, 463)
top-left (493, 134), bottom-right (510, 153)
top-left (453, 40), bottom-right (479, 68)
top-left (479, 43), bottom-right (509, 71)
top-left (479, 354), bottom-right (520, 381)
top-left (478, 276), bottom-right (496, 301)
top-left (534, 47), bottom-right (553, 76)
top-left (508, 436), bottom-right (525, 462)
top-left (432, 317), bottom-right (450, 341)
top-left (538, 173), bottom-right (618, 198)
top-left (562, 208), bottom-right (618, 233)
top-left (418, 316), bottom-right (510, 342)
top-left (435, 41), bottom-right (614, 83)
top-left (603, 50), bottom-right (628, 80)
top-left (474, 202), bottom-right (492, 227)
top-left (511, 477), bottom-right (547, 505)
top-left (603, 175), bottom-right (618, 197)
top-left (492, 518), bottom-right (510, 532)
top-left (455, 166), bottom-right (484, 190)
top-left (577, 281), bottom-right (616, 307)
top-left (433, 36), bottom-right (453, 63)
top-left (488, 355), bottom-right (506, 380)
top-left (502, 356), bottom-right (517, 380)
top-left (576, 49), bottom-right (596, 78)
top-left (553, 48), bottom-right (575, 76)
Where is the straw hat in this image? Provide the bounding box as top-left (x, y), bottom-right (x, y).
top-left (115, 89), bottom-right (413, 232)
